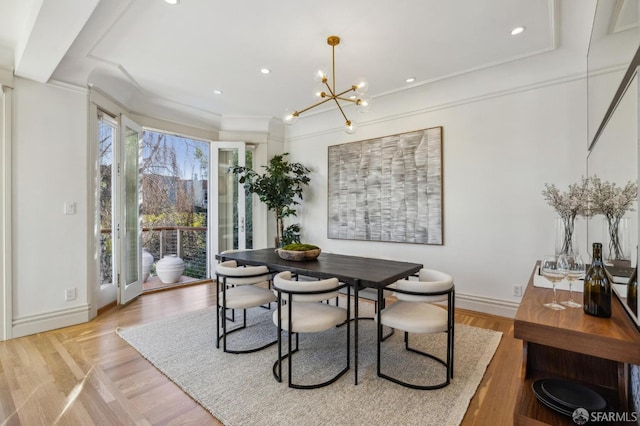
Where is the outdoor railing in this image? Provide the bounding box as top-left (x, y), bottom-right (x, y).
top-left (100, 225), bottom-right (208, 286)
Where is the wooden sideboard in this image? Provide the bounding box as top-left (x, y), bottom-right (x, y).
top-left (513, 263), bottom-right (640, 425)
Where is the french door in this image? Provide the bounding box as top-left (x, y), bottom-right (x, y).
top-left (98, 125), bottom-right (251, 305)
top-left (211, 142), bottom-right (252, 255)
top-left (117, 116), bottom-right (143, 304)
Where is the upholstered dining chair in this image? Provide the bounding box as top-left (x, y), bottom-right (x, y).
top-left (215, 259), bottom-right (277, 354)
top-left (272, 270), bottom-right (351, 389)
top-left (337, 255), bottom-right (415, 339)
top-left (376, 268), bottom-right (455, 390)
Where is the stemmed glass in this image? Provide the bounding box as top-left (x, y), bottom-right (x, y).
top-left (560, 253), bottom-right (585, 308)
top-left (540, 254), bottom-right (567, 310)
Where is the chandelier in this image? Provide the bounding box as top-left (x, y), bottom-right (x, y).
top-left (282, 35), bottom-right (371, 134)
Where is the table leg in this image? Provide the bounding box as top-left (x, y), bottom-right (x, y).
top-left (350, 279), bottom-right (358, 385)
top-left (377, 285), bottom-right (383, 378)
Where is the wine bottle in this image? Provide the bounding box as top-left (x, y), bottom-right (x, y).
top-left (583, 242), bottom-right (612, 318)
top-left (628, 262), bottom-right (638, 317)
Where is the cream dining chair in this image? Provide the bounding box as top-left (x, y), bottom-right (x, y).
top-left (215, 259), bottom-right (277, 354)
top-left (272, 270), bottom-right (351, 389)
top-left (376, 268), bottom-right (455, 389)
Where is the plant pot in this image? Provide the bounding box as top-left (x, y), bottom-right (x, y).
top-left (276, 248), bottom-right (321, 261)
top-left (156, 254), bottom-right (185, 284)
top-left (142, 249), bottom-right (154, 282)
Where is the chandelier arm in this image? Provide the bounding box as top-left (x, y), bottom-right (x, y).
top-left (322, 79), bottom-right (337, 98)
top-left (325, 81), bottom-right (357, 100)
top-left (295, 97), bottom-right (335, 115)
top-left (322, 78), bottom-right (350, 121)
top-left (293, 85), bottom-right (356, 116)
top-left (335, 96), bottom-right (358, 103)
top-left (335, 86), bottom-right (356, 97)
top-left (332, 97), bottom-right (350, 124)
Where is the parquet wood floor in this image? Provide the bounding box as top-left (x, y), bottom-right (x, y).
top-left (0, 282), bottom-right (519, 425)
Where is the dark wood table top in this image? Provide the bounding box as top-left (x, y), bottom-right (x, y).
top-left (215, 248), bottom-right (423, 289)
top-left (514, 263), bottom-right (640, 365)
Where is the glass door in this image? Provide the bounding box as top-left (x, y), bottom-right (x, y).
top-left (210, 142), bottom-right (252, 255)
top-left (97, 112), bottom-right (117, 308)
top-left (118, 115), bottom-right (143, 304)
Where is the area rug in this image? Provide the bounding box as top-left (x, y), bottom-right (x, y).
top-left (117, 304), bottom-right (502, 426)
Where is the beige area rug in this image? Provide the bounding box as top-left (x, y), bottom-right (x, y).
top-left (117, 302), bottom-right (502, 426)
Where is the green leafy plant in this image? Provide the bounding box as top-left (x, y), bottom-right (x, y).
top-left (230, 153), bottom-right (310, 248)
top-left (282, 223), bottom-right (301, 246)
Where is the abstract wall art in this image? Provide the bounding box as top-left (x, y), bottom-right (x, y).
top-left (328, 126), bottom-right (443, 244)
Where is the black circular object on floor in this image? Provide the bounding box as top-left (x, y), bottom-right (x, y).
top-left (532, 379), bottom-right (573, 417)
top-left (540, 378), bottom-right (607, 411)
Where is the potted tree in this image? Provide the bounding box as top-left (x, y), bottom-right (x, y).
top-left (230, 153), bottom-right (311, 248)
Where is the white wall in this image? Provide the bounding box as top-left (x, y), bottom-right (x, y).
top-left (12, 77), bottom-right (90, 336)
top-left (285, 65), bottom-right (588, 317)
top-left (1, 53), bottom-right (591, 336)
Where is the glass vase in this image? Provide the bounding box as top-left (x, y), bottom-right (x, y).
top-left (555, 216), bottom-right (577, 256)
top-left (603, 217), bottom-right (630, 264)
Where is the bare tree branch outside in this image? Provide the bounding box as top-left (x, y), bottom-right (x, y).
top-left (99, 126), bottom-right (210, 284)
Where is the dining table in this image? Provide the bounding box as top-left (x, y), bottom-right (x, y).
top-left (215, 248), bottom-right (423, 384)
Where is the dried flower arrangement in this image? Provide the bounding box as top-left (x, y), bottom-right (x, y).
top-left (541, 177), bottom-right (590, 255)
top-left (589, 176), bottom-right (637, 219)
top-left (542, 176), bottom-right (638, 259)
top-left (589, 176), bottom-right (638, 260)
top-left (541, 177), bottom-right (591, 219)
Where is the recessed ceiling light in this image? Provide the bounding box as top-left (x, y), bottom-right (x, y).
top-left (511, 26), bottom-right (526, 35)
top-left (213, 89), bottom-right (223, 95)
top-left (405, 77), bottom-right (416, 83)
top-left (261, 68), bottom-right (271, 75)
top-left (164, 0), bottom-right (179, 5)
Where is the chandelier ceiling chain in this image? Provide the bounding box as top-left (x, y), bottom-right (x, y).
top-left (282, 35), bottom-right (371, 134)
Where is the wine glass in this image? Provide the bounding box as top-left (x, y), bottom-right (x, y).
top-left (540, 254), bottom-right (567, 310)
top-left (560, 253), bottom-right (585, 308)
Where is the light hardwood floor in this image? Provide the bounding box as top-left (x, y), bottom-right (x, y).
top-left (0, 282), bottom-right (521, 425)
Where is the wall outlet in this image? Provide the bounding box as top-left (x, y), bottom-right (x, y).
top-left (512, 285), bottom-right (522, 297)
top-left (65, 288), bottom-right (77, 301)
top-left (64, 202), bottom-right (76, 215)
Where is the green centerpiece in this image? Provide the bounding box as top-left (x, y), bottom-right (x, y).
top-left (276, 243), bottom-right (321, 261)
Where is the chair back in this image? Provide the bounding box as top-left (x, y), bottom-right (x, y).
top-left (395, 269), bottom-right (453, 302)
top-left (274, 271), bottom-right (340, 302)
top-left (215, 260), bottom-right (270, 285)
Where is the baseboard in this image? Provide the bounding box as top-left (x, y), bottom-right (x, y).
top-left (455, 292), bottom-right (519, 319)
top-left (11, 304), bottom-right (91, 338)
top-left (97, 300), bottom-right (117, 316)
top-left (348, 288), bottom-right (519, 319)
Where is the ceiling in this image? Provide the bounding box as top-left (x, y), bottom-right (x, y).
top-left (0, 0), bottom-right (599, 124)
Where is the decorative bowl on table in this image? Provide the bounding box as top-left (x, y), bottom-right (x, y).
top-left (276, 244), bottom-right (321, 261)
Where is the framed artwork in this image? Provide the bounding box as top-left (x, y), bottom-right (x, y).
top-left (327, 126), bottom-right (443, 244)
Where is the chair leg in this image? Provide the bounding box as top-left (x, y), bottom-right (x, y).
top-left (335, 294), bottom-right (393, 340)
top-left (215, 277), bottom-right (221, 349)
top-left (217, 280), bottom-right (277, 354)
top-left (450, 292), bottom-right (455, 379)
top-left (275, 298), bottom-right (282, 382)
top-left (272, 297), bottom-right (301, 383)
top-left (273, 311), bottom-right (350, 389)
top-left (288, 308), bottom-right (293, 388)
top-left (218, 306), bottom-right (277, 354)
top-left (378, 330), bottom-right (452, 390)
